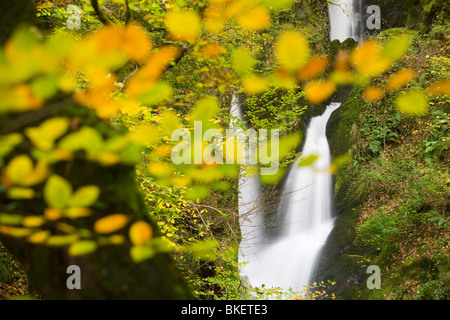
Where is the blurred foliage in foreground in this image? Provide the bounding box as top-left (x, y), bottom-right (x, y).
top-left (0, 0), bottom-right (449, 299)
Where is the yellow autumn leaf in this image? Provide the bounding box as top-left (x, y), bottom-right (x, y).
top-left (3, 154), bottom-right (33, 186)
top-left (171, 175), bottom-right (190, 186)
top-left (119, 98), bottom-right (141, 115)
top-left (91, 25), bottom-right (122, 53)
top-left (108, 234), bottom-right (126, 245)
top-left (148, 162), bottom-right (173, 178)
top-left (129, 220), bottom-right (153, 246)
top-left (329, 70), bottom-right (355, 86)
top-left (362, 86), bottom-right (385, 102)
top-left (0, 85), bottom-right (43, 112)
top-left (275, 31), bottom-right (310, 72)
top-left (20, 159), bottom-right (50, 187)
top-left (127, 124), bottom-right (159, 146)
top-left (66, 208), bottom-right (93, 219)
top-left (237, 6), bottom-right (270, 30)
top-left (0, 225), bottom-right (11, 235)
top-left (7, 227), bottom-right (34, 238)
top-left (242, 74), bottom-right (268, 94)
top-left (297, 56), bottom-right (329, 82)
top-left (151, 146), bottom-right (173, 158)
top-left (204, 6), bottom-right (225, 34)
top-left (95, 151), bottom-right (120, 166)
top-left (94, 213), bottom-right (129, 234)
top-left (25, 117), bottom-right (70, 151)
top-left (161, 109), bottom-right (181, 135)
top-left (122, 24), bottom-right (152, 62)
top-left (395, 89), bottom-right (429, 116)
top-left (224, 0), bottom-right (251, 18)
top-left (27, 230), bottom-right (50, 244)
top-left (7, 187), bottom-right (35, 199)
top-left (304, 80), bottom-right (336, 105)
top-left (165, 10), bottom-right (202, 43)
top-left (351, 40), bottom-right (391, 77)
top-left (272, 68), bottom-right (297, 89)
top-left (386, 69), bottom-right (417, 91)
top-left (51, 149), bottom-right (74, 161)
top-left (427, 80), bottom-right (450, 96)
top-left (22, 216), bottom-right (45, 228)
top-left (334, 50), bottom-right (350, 72)
top-left (44, 207), bottom-right (63, 221)
top-left (200, 43), bottom-right (225, 58)
top-left (126, 46), bottom-right (179, 97)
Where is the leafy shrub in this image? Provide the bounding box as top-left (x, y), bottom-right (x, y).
top-left (356, 207), bottom-right (404, 250)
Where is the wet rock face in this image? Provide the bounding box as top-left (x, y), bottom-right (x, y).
top-left (351, 1), bottom-right (413, 39)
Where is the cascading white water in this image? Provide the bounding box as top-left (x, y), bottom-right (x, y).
top-left (236, 0), bottom-right (360, 295)
top-left (230, 95), bottom-right (264, 283)
top-left (328, 0), bottom-right (361, 42)
top-left (237, 103), bottom-right (340, 292)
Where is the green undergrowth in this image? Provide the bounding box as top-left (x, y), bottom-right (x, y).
top-left (330, 27), bottom-right (449, 300)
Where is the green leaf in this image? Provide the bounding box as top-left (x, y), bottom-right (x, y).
top-left (130, 245), bottom-right (155, 263)
top-left (0, 213), bottom-right (23, 226)
top-left (160, 109), bottom-right (180, 135)
top-left (259, 167), bottom-right (286, 185)
top-left (118, 143), bottom-right (142, 164)
top-left (297, 154), bottom-right (319, 167)
top-left (4, 155), bottom-right (33, 185)
top-left (278, 132), bottom-right (301, 160)
top-left (332, 153), bottom-right (352, 168)
top-left (68, 240), bottom-right (98, 256)
top-left (139, 81), bottom-right (172, 105)
top-left (261, 0), bottom-right (294, 10)
top-left (7, 187), bottom-right (35, 199)
top-left (31, 75), bottom-right (59, 100)
top-left (190, 96), bottom-right (219, 123)
top-left (184, 185), bottom-right (210, 200)
top-left (46, 234), bottom-right (78, 246)
top-left (0, 133), bottom-right (23, 160)
top-left (182, 239), bottom-right (218, 261)
top-left (58, 127), bottom-right (104, 152)
top-left (232, 47), bottom-right (255, 75)
top-left (382, 35), bottom-right (411, 62)
top-left (44, 174), bottom-right (73, 209)
top-left (68, 185), bottom-right (100, 208)
top-left (25, 117), bottom-right (70, 150)
top-left (395, 89), bottom-right (429, 116)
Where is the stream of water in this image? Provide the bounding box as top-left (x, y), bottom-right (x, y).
top-left (236, 0), bottom-right (360, 294)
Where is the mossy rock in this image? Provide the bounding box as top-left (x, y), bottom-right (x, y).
top-left (322, 254), bottom-right (369, 300)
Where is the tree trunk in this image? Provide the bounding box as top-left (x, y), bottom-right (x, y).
top-left (0, 0), bottom-right (193, 300)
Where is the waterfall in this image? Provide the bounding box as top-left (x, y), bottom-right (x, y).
top-left (230, 95), bottom-right (264, 284)
top-left (235, 0), bottom-right (360, 295)
top-left (328, 0), bottom-right (362, 42)
top-left (237, 103), bottom-right (340, 292)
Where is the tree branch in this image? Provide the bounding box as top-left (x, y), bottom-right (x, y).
top-left (1, 97), bottom-right (74, 134)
